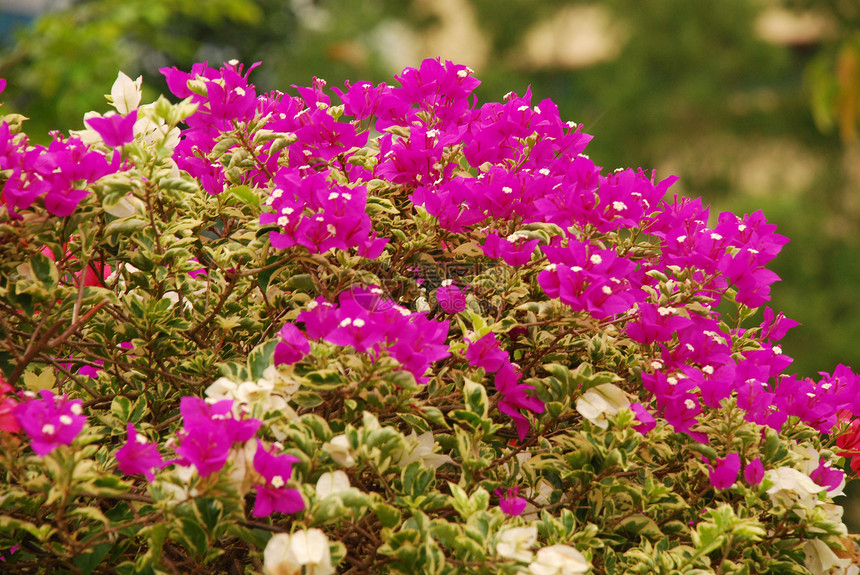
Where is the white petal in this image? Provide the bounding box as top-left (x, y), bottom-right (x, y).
top-left (316, 470), bottom-right (351, 499)
top-left (111, 71), bottom-right (143, 114)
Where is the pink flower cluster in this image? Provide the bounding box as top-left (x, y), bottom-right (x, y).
top-left (12, 389), bottom-right (86, 455)
top-left (260, 166), bottom-right (386, 257)
top-left (0, 79), bottom-right (127, 217)
top-left (4, 385), bottom-right (303, 517)
top-left (6, 57), bottom-right (860, 497)
top-left (465, 332), bottom-right (544, 440)
top-left (0, 128), bottom-right (120, 218)
top-left (279, 287), bottom-right (450, 384)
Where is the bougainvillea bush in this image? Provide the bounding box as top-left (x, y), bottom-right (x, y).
top-left (2, 59), bottom-right (860, 574)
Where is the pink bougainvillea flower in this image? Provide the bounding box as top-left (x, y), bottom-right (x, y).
top-left (480, 232), bottom-right (540, 267)
top-left (837, 419), bottom-right (860, 473)
top-left (435, 282), bottom-right (466, 314)
top-left (495, 363), bottom-right (545, 441)
top-left (0, 378), bottom-right (20, 433)
top-left (744, 457), bottom-right (765, 486)
top-left (173, 397), bottom-right (261, 477)
top-left (759, 307), bottom-right (800, 342)
top-left (630, 402), bottom-right (656, 435)
top-left (13, 389), bottom-right (86, 456)
top-left (708, 453), bottom-right (740, 490)
top-left (0, 544), bottom-right (18, 563)
top-left (810, 459), bottom-right (844, 492)
top-left (115, 424), bottom-right (165, 481)
top-left (274, 323), bottom-right (311, 365)
top-left (252, 439), bottom-right (305, 517)
top-left (85, 110), bottom-right (138, 147)
top-left (465, 332), bottom-right (508, 373)
top-left (496, 486), bottom-right (527, 516)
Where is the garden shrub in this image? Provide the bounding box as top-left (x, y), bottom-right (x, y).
top-left (1, 59), bottom-right (859, 574)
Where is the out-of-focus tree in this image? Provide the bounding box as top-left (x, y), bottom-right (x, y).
top-left (0, 0), bottom-right (414, 136)
top-left (779, 0), bottom-right (860, 142)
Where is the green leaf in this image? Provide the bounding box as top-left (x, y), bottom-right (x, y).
top-left (374, 502), bottom-right (402, 528)
top-left (111, 396), bottom-right (132, 422)
top-left (292, 391), bottom-right (323, 408)
top-left (420, 406), bottom-right (449, 429)
top-left (195, 498), bottom-right (224, 535)
top-left (177, 517), bottom-right (208, 558)
top-left (29, 252), bottom-right (58, 290)
top-left (463, 378), bottom-right (488, 418)
top-left (618, 513), bottom-right (662, 540)
top-left (72, 542), bottom-right (113, 575)
top-left (402, 461), bottom-right (435, 499)
top-left (23, 368), bottom-right (56, 392)
top-left (247, 339), bottom-right (278, 380)
top-left (312, 495), bottom-right (346, 525)
top-left (219, 361), bottom-right (251, 382)
top-left (105, 215), bottom-right (148, 236)
top-left (227, 185), bottom-right (259, 208)
top-left (305, 369), bottom-right (346, 390)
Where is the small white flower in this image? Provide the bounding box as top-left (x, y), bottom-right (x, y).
top-left (323, 434), bottom-right (356, 467)
top-left (803, 538), bottom-right (854, 575)
top-left (206, 377), bottom-right (239, 401)
top-left (235, 380), bottom-right (269, 405)
top-left (575, 383), bottom-right (630, 429)
top-left (396, 431), bottom-right (453, 469)
top-left (263, 529), bottom-right (335, 575)
top-left (496, 526), bottom-right (537, 562)
top-left (42, 424), bottom-right (56, 435)
top-left (59, 415), bottom-right (73, 426)
top-left (528, 544), bottom-right (589, 575)
top-left (589, 254), bottom-right (602, 265)
top-left (766, 467), bottom-right (826, 515)
top-left (315, 470), bottom-right (351, 499)
top-left (110, 71), bottom-right (142, 114)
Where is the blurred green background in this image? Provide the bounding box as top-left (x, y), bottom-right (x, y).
top-left (3, 0), bottom-right (860, 515)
